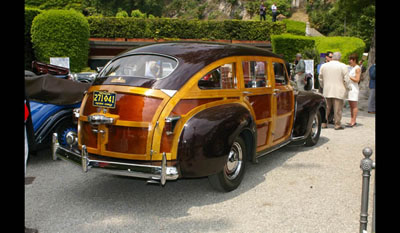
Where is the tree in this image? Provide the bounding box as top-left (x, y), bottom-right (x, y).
top-left (82, 0), bottom-right (163, 17)
top-left (358, 27), bottom-right (375, 111)
top-left (308, 0), bottom-right (375, 50)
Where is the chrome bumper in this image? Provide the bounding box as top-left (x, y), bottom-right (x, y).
top-left (51, 133), bottom-right (179, 185)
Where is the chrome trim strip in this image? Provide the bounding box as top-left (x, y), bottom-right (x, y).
top-left (161, 152), bottom-right (167, 185)
top-left (52, 133), bottom-right (179, 184)
top-left (160, 89), bottom-right (177, 97)
top-left (290, 98), bottom-right (298, 141)
top-left (81, 145), bottom-right (88, 172)
top-left (88, 114), bottom-right (115, 125)
top-left (52, 133), bottom-right (59, 161)
top-left (255, 139), bottom-right (291, 159)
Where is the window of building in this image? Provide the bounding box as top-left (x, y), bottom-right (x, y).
top-left (242, 61), bottom-right (269, 88)
top-left (198, 63), bottom-right (237, 89)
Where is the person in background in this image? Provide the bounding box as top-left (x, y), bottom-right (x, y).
top-left (260, 2), bottom-right (266, 21)
top-left (271, 3), bottom-right (278, 22)
top-left (317, 51), bottom-right (333, 90)
top-left (294, 53), bottom-right (306, 91)
top-left (325, 51), bottom-right (333, 63)
top-left (317, 51), bottom-right (334, 124)
top-left (368, 63), bottom-right (376, 114)
top-left (318, 52), bottom-right (350, 130)
top-left (346, 53), bottom-right (361, 127)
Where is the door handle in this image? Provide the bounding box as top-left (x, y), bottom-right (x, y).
top-left (242, 91), bottom-right (252, 95)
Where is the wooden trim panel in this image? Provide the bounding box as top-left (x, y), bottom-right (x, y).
top-left (78, 54), bottom-right (295, 163)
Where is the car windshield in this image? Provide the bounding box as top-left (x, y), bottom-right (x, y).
top-left (98, 55), bottom-right (178, 80)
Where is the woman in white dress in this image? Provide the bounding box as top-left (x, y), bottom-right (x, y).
top-left (346, 53), bottom-right (361, 127)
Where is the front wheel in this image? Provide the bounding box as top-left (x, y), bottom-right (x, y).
top-left (305, 110), bottom-right (321, 147)
top-left (208, 137), bottom-right (246, 192)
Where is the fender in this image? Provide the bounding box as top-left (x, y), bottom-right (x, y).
top-left (30, 101), bottom-right (80, 148)
top-left (34, 109), bottom-right (73, 145)
top-left (292, 91), bottom-right (326, 140)
top-left (177, 103), bottom-right (255, 178)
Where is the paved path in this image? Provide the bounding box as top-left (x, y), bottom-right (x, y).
top-left (289, 7), bottom-right (325, 37)
top-left (25, 108), bottom-right (375, 233)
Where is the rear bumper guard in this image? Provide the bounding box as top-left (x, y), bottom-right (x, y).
top-left (52, 133), bottom-right (179, 185)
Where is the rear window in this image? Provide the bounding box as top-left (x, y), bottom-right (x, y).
top-left (98, 55), bottom-right (178, 80)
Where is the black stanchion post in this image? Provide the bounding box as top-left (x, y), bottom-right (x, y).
top-left (359, 147), bottom-right (375, 233)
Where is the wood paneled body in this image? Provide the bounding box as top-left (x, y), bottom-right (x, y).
top-left (77, 46), bottom-right (295, 175)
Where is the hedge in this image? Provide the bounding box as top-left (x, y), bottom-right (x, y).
top-left (88, 17), bottom-right (287, 41)
top-left (31, 9), bottom-right (90, 72)
top-left (271, 34), bottom-right (315, 62)
top-left (313, 36), bottom-right (365, 63)
top-left (25, 7), bottom-right (42, 70)
top-left (282, 19), bottom-right (306, 36)
top-left (271, 34), bottom-right (365, 63)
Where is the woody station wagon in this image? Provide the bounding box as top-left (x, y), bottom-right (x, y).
top-left (52, 42), bottom-right (326, 192)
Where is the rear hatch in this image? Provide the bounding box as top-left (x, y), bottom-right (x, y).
top-left (78, 54), bottom-right (179, 161)
top-left (79, 86), bottom-right (171, 161)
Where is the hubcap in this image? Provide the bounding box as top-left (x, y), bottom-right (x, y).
top-left (225, 141), bottom-right (243, 180)
top-left (311, 114), bottom-right (319, 139)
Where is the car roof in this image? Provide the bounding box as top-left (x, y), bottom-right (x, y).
top-left (121, 41), bottom-right (281, 62)
top-left (109, 42), bottom-right (283, 90)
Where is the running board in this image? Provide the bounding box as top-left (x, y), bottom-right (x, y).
top-left (255, 139), bottom-right (292, 160)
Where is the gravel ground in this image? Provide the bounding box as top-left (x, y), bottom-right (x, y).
top-left (25, 108), bottom-right (375, 233)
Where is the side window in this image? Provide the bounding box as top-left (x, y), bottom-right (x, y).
top-left (242, 61), bottom-right (269, 88)
top-left (273, 62), bottom-right (288, 85)
top-left (198, 63), bottom-right (236, 89)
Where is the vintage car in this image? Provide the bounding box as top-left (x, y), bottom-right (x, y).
top-left (52, 42), bottom-right (326, 192)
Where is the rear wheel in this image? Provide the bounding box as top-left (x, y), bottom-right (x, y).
top-left (208, 137), bottom-right (246, 192)
top-left (55, 118), bottom-right (77, 147)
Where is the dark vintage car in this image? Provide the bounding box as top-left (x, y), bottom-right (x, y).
top-left (52, 42), bottom-right (326, 192)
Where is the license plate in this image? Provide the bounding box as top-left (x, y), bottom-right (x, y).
top-left (93, 91), bottom-right (116, 108)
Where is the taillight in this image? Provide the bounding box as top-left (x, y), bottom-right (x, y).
top-left (165, 116), bottom-right (181, 135)
top-left (24, 102), bottom-right (29, 122)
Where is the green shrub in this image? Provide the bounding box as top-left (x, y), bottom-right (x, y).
top-left (31, 9), bottom-right (90, 72)
top-left (271, 34), bottom-right (315, 62)
top-left (25, 0), bottom-right (82, 11)
top-left (115, 10), bottom-right (129, 18)
top-left (282, 19), bottom-right (306, 36)
top-left (271, 34), bottom-right (365, 63)
top-left (25, 7), bottom-right (42, 70)
top-left (87, 17), bottom-right (286, 41)
top-left (131, 9), bottom-right (146, 18)
top-left (314, 36), bottom-right (365, 63)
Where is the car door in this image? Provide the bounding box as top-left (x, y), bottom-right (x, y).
top-left (270, 58), bottom-right (295, 145)
top-left (239, 57), bottom-right (274, 152)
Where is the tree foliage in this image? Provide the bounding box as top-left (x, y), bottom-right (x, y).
top-left (81, 0), bottom-right (163, 17)
top-left (26, 0), bottom-right (294, 19)
top-left (307, 0), bottom-right (375, 50)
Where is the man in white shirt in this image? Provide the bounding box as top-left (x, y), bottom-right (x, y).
top-left (318, 52), bottom-right (350, 130)
top-left (271, 3), bottom-right (278, 22)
